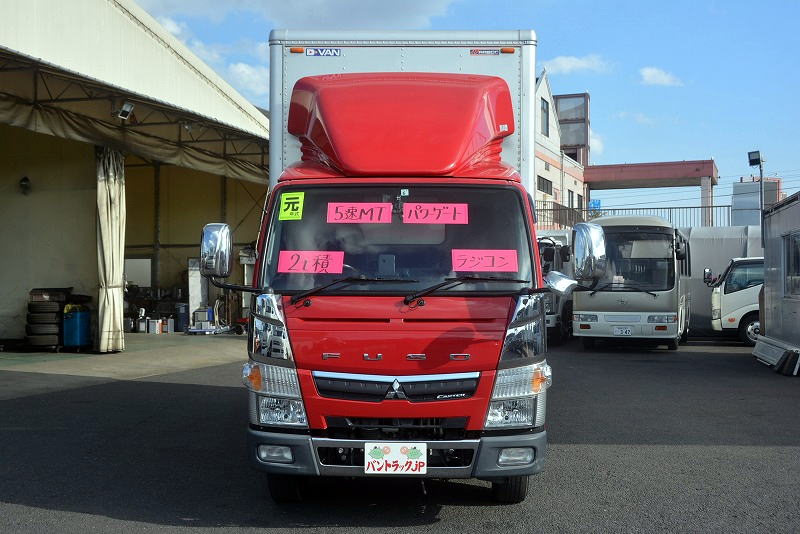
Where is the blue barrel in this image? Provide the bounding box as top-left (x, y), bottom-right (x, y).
top-left (175, 303), bottom-right (189, 333)
top-left (63, 310), bottom-right (90, 347)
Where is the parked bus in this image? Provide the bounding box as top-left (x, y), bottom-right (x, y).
top-left (573, 216), bottom-right (691, 350)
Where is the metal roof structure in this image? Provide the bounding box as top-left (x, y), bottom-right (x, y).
top-left (0, 0), bottom-right (269, 183)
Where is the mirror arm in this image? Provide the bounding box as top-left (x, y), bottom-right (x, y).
top-left (208, 276), bottom-right (263, 294)
top-left (522, 286), bottom-right (551, 294)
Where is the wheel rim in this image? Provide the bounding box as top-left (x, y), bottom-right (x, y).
top-left (746, 321), bottom-right (760, 343)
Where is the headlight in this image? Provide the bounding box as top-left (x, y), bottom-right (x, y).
top-left (711, 308), bottom-right (721, 320)
top-left (573, 313), bottom-right (598, 322)
top-left (485, 398), bottom-right (536, 428)
top-left (485, 361), bottom-right (552, 429)
top-left (647, 314), bottom-right (677, 323)
top-left (243, 363), bottom-right (308, 428)
top-left (500, 294), bottom-right (546, 365)
top-left (257, 396), bottom-right (307, 426)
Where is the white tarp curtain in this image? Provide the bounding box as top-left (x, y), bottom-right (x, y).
top-left (0, 93), bottom-right (266, 184)
top-left (97, 146), bottom-right (126, 352)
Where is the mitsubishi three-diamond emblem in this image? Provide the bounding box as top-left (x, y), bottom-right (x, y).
top-left (385, 379), bottom-right (407, 400)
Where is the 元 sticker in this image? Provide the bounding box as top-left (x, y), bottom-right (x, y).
top-left (279, 192), bottom-right (305, 220)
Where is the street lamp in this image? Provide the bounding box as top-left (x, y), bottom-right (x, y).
top-left (748, 150), bottom-right (765, 242)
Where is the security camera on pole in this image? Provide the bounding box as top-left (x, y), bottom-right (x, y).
top-left (748, 150), bottom-right (765, 242)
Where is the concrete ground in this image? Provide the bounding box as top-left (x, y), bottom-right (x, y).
top-left (0, 335), bottom-right (799, 533)
top-left (0, 333), bottom-right (247, 400)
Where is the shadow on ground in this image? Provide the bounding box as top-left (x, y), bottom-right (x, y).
top-left (0, 371), bottom-right (500, 528)
top-left (1, 338), bottom-right (799, 528)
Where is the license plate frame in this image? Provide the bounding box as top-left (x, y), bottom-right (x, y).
top-left (613, 326), bottom-right (633, 336)
top-left (364, 442), bottom-right (428, 474)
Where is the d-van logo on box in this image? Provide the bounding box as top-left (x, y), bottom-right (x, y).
top-left (305, 48), bottom-right (342, 57)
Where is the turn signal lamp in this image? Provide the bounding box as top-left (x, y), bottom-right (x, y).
top-left (244, 363), bottom-right (263, 391)
top-left (500, 47), bottom-right (515, 54)
top-left (290, 47), bottom-right (304, 53)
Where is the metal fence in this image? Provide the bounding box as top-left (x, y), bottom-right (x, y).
top-left (535, 201), bottom-right (732, 229)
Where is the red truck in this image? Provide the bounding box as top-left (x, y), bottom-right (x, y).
top-left (199, 31), bottom-right (602, 504)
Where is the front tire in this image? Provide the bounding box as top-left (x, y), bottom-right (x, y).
top-left (491, 475), bottom-right (529, 504)
top-left (667, 338), bottom-right (679, 351)
top-left (265, 474), bottom-right (304, 503)
top-left (738, 313), bottom-right (760, 346)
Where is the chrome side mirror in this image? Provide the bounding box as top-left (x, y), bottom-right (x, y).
top-left (200, 223), bottom-right (232, 278)
top-left (573, 222), bottom-right (607, 281)
top-left (544, 270), bottom-right (577, 295)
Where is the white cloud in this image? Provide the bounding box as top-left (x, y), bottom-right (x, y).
top-left (542, 54), bottom-right (607, 75)
top-left (138, 0), bottom-right (456, 104)
top-left (615, 111), bottom-right (655, 125)
top-left (227, 62), bottom-right (269, 99)
top-left (137, 0), bottom-right (454, 29)
top-left (590, 128), bottom-right (604, 155)
top-left (639, 66), bottom-right (683, 86)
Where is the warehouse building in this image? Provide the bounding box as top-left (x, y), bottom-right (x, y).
top-left (0, 0), bottom-right (269, 351)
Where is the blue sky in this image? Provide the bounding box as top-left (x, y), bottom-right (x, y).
top-left (135, 0), bottom-right (800, 209)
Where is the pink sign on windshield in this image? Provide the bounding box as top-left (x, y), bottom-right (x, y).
top-left (451, 249), bottom-right (518, 272)
top-left (403, 203), bottom-right (468, 224)
top-left (327, 203), bottom-right (393, 223)
top-left (277, 251), bottom-right (344, 274)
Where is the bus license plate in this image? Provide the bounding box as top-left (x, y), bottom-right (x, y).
top-left (364, 442), bottom-right (427, 474)
top-left (613, 326), bottom-right (632, 336)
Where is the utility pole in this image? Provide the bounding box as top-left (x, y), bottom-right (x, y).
top-left (748, 151), bottom-right (765, 243)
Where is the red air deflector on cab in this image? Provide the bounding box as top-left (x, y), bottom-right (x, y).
top-left (286, 73), bottom-right (516, 178)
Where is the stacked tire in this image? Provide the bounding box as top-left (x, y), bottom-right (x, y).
top-left (26, 301), bottom-right (62, 349)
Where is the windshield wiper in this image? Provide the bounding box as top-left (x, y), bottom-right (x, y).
top-left (403, 275), bottom-right (529, 305)
top-left (589, 282), bottom-right (657, 297)
top-left (289, 276), bottom-right (417, 305)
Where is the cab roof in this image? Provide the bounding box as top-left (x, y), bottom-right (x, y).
top-left (281, 73), bottom-right (518, 180)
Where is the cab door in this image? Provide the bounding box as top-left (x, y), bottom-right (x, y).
top-left (722, 261), bottom-right (764, 329)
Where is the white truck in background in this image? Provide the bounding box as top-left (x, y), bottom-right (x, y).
top-left (704, 257), bottom-right (764, 346)
top-left (537, 230), bottom-right (573, 344)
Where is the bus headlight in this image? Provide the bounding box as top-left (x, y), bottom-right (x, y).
top-left (647, 314), bottom-right (677, 323)
top-left (711, 308), bottom-right (721, 320)
top-left (573, 313), bottom-right (598, 322)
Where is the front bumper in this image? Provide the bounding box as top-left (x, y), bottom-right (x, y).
top-left (247, 427), bottom-right (547, 480)
top-left (572, 315), bottom-right (678, 339)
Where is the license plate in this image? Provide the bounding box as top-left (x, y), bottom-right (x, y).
top-left (613, 326), bottom-right (633, 336)
top-left (364, 442), bottom-right (427, 474)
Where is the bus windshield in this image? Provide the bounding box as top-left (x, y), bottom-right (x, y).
top-left (262, 185), bottom-right (534, 295)
top-left (598, 229), bottom-right (675, 292)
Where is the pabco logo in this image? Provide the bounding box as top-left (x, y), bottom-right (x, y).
top-left (470, 49), bottom-right (500, 56)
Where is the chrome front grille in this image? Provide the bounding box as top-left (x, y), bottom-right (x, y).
top-left (312, 371), bottom-right (480, 403)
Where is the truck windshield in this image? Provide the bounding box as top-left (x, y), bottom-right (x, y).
top-left (262, 185), bottom-right (534, 295)
top-left (597, 229), bottom-right (675, 292)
